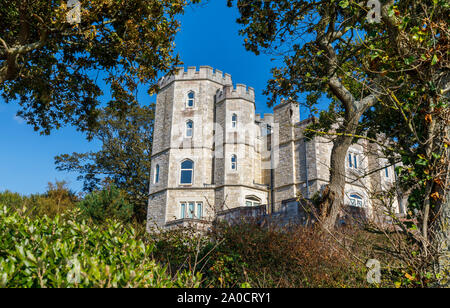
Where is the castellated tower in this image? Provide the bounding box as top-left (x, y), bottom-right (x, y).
top-left (147, 66), bottom-right (269, 230)
top-left (272, 100), bottom-right (301, 212)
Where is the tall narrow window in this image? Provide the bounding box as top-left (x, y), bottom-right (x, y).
top-left (187, 91), bottom-right (195, 108)
top-left (186, 120), bottom-right (193, 138)
top-left (188, 202), bottom-right (195, 218)
top-left (180, 203), bottom-right (186, 219)
top-left (180, 159), bottom-right (194, 184)
top-left (231, 113), bottom-right (237, 128)
top-left (154, 164), bottom-right (160, 183)
top-left (348, 153), bottom-right (358, 169)
top-left (197, 202), bottom-right (203, 219)
top-left (231, 155), bottom-right (237, 170)
top-left (385, 165), bottom-right (389, 178)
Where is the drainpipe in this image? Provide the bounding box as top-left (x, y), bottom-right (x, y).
top-left (304, 137), bottom-right (309, 199)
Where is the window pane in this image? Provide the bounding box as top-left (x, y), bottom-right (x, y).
top-left (197, 203), bottom-right (203, 219)
top-left (246, 201), bottom-right (252, 207)
top-left (188, 202), bottom-right (195, 218)
top-left (348, 154), bottom-right (352, 168)
top-left (180, 170), bottom-right (192, 184)
top-left (188, 92), bottom-right (194, 99)
top-left (385, 166), bottom-right (389, 177)
top-left (354, 155), bottom-right (358, 169)
top-left (181, 160), bottom-right (193, 169)
top-left (180, 203), bottom-right (186, 219)
top-left (155, 165), bottom-right (160, 183)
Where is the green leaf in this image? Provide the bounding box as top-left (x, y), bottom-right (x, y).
top-left (431, 54), bottom-right (438, 65)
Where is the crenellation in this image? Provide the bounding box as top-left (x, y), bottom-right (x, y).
top-left (158, 66), bottom-right (234, 89)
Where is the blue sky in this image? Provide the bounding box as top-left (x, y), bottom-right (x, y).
top-left (0, 1), bottom-right (314, 195)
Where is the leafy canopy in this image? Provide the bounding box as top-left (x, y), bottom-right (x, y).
top-left (55, 104), bottom-right (154, 221)
top-left (0, 0), bottom-right (199, 134)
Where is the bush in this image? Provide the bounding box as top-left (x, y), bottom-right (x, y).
top-left (0, 204), bottom-right (201, 288)
top-left (0, 181), bottom-right (77, 218)
top-left (203, 223), bottom-right (371, 288)
top-left (146, 222), bottom-right (378, 288)
top-left (78, 184), bottom-right (133, 223)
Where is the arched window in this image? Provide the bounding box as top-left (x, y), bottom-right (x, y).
top-left (349, 194), bottom-right (363, 207)
top-left (231, 113), bottom-right (237, 128)
top-left (186, 120), bottom-right (193, 137)
top-left (187, 91), bottom-right (195, 108)
top-left (180, 159), bottom-right (194, 184)
top-left (231, 155), bottom-right (237, 170)
top-left (154, 164), bottom-right (160, 183)
top-left (245, 195), bottom-right (261, 207)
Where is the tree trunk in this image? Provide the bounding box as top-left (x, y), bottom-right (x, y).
top-left (435, 125), bottom-right (450, 286)
top-left (322, 118), bottom-right (360, 230)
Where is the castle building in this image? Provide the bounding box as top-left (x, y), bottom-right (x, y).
top-left (146, 66), bottom-right (404, 230)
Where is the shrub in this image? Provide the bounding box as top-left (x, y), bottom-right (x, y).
top-left (0, 181), bottom-right (77, 218)
top-left (78, 184), bottom-right (133, 223)
top-left (0, 205), bottom-right (201, 288)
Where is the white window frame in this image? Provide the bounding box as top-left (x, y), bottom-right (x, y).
top-left (180, 159), bottom-right (194, 185)
top-left (245, 196), bottom-right (261, 207)
top-left (196, 202), bottom-right (203, 219)
top-left (231, 154), bottom-right (237, 171)
top-left (348, 152), bottom-right (359, 169)
top-left (179, 201), bottom-right (204, 219)
top-left (231, 113), bottom-right (237, 129)
top-left (186, 120), bottom-right (193, 138)
top-left (180, 203), bottom-right (186, 219)
top-left (187, 91), bottom-right (195, 108)
top-left (349, 194), bottom-right (364, 207)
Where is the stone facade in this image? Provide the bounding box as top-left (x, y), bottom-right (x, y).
top-left (147, 66), bottom-right (404, 230)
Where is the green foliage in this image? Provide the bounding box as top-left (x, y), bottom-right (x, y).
top-left (55, 104), bottom-right (154, 221)
top-left (0, 181), bottom-right (77, 218)
top-left (0, 203), bottom-right (201, 288)
top-left (78, 184), bottom-right (133, 223)
top-left (0, 0), bottom-right (200, 134)
top-left (148, 223), bottom-right (377, 288)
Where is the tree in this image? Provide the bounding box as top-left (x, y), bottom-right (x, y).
top-left (360, 1), bottom-right (449, 285)
top-left (228, 0), bottom-right (449, 284)
top-left (55, 104), bottom-right (154, 221)
top-left (0, 0), bottom-right (199, 134)
top-left (227, 0), bottom-right (390, 229)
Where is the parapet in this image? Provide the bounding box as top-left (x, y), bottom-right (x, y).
top-left (158, 66), bottom-right (233, 89)
top-left (255, 113), bottom-right (274, 123)
top-left (216, 83), bottom-right (255, 103)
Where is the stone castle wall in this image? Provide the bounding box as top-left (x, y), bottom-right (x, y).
top-left (147, 66), bottom-right (404, 229)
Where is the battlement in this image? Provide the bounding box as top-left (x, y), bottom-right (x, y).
top-left (256, 113), bottom-right (274, 123)
top-left (158, 66), bottom-right (233, 89)
top-left (216, 83), bottom-right (255, 103)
